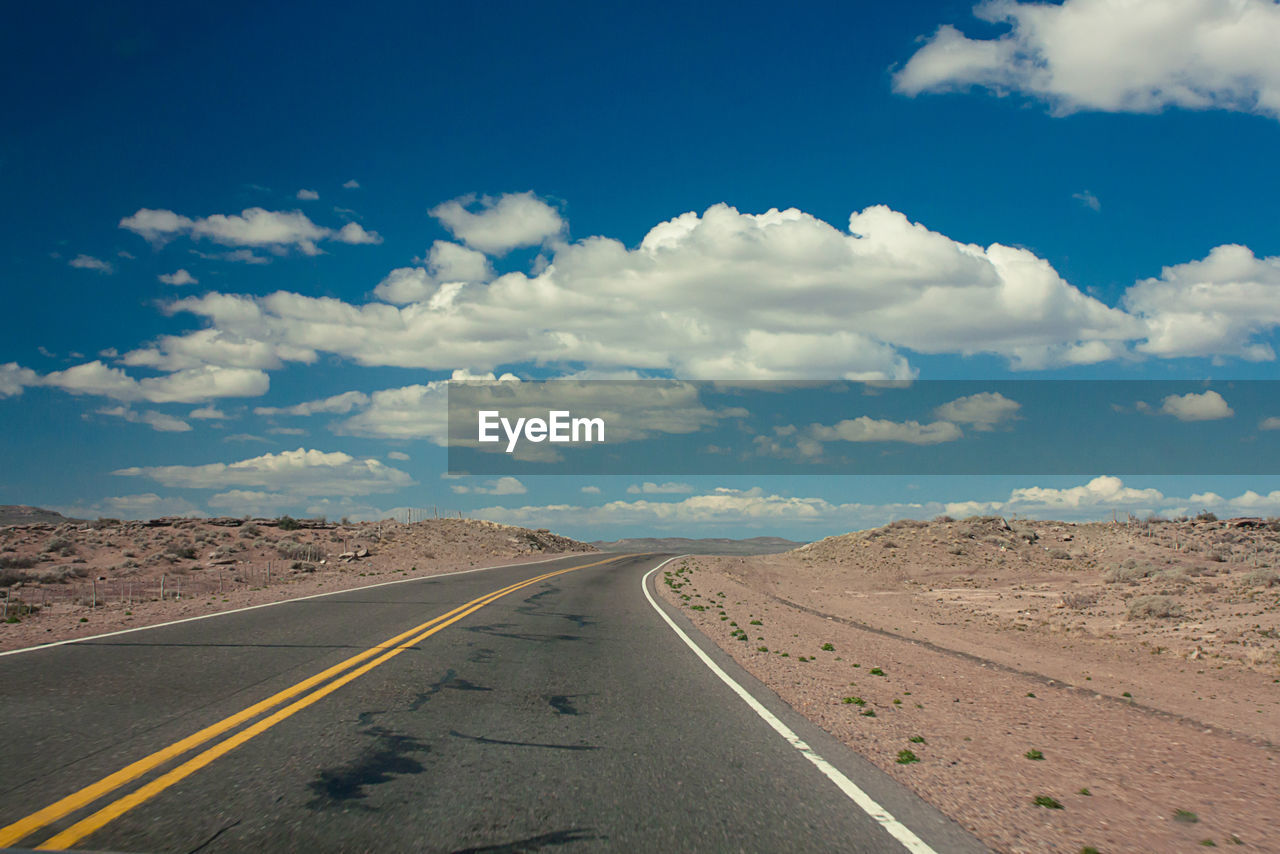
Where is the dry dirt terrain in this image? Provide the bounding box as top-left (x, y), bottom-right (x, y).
top-left (657, 515), bottom-right (1280, 854)
top-left (0, 515), bottom-right (593, 652)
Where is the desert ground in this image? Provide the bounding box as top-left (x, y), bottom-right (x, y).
top-left (0, 513), bottom-right (593, 653)
top-left (656, 515), bottom-right (1280, 853)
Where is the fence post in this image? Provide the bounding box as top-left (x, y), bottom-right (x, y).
top-left (160, 575), bottom-right (165, 601)
top-left (92, 579), bottom-right (97, 609)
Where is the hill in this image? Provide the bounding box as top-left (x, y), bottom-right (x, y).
top-left (591, 536), bottom-right (806, 555)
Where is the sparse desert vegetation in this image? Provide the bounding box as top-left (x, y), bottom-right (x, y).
top-left (658, 514), bottom-right (1280, 853)
top-left (0, 512), bottom-right (593, 650)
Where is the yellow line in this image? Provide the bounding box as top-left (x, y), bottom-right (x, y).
top-left (0, 555), bottom-right (621, 849)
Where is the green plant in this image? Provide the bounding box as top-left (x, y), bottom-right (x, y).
top-left (1078, 787), bottom-right (1091, 796)
top-left (896, 749), bottom-right (918, 764)
top-left (1025, 748), bottom-right (1045, 760)
top-left (1033, 795), bottom-right (1063, 809)
top-left (821, 642), bottom-right (835, 651)
top-left (757, 646), bottom-right (769, 652)
top-left (860, 709), bottom-right (876, 717)
top-left (1174, 809), bottom-right (1199, 823)
top-left (908, 735), bottom-right (925, 743)
top-left (1026, 692), bottom-right (1036, 698)
top-left (842, 696), bottom-right (866, 706)
top-left (869, 667), bottom-right (885, 676)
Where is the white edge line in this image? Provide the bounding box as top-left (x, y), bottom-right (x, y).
top-left (0, 552), bottom-right (584, 659)
top-left (642, 556), bottom-right (939, 854)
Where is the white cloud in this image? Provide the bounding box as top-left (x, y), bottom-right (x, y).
top-left (168, 202), bottom-right (1155, 378)
top-left (255, 390), bottom-right (370, 417)
top-left (1260, 416), bottom-right (1280, 430)
top-left (627, 481), bottom-right (695, 495)
top-left (1124, 244), bottom-right (1280, 361)
top-left (430, 191), bottom-right (564, 255)
top-left (387, 451), bottom-right (410, 461)
top-left (580, 485), bottom-right (601, 494)
top-left (70, 254), bottom-right (113, 273)
top-left (96, 405), bottom-right (193, 432)
top-left (41, 361), bottom-right (269, 403)
top-left (934, 391), bottom-right (1021, 430)
top-left (1073, 190), bottom-right (1101, 211)
top-left (122, 329), bottom-right (317, 372)
top-left (120, 207), bottom-right (381, 255)
top-left (268, 426), bottom-right (305, 435)
top-left (1160, 389), bottom-right (1234, 421)
top-left (53, 493), bottom-right (205, 521)
top-left (373, 241), bottom-right (495, 305)
top-left (115, 447), bottom-right (413, 497)
top-left (811, 416), bottom-right (964, 445)
top-left (343, 179), bottom-right (360, 189)
top-left (296, 189), bottom-right (319, 201)
top-left (450, 476), bottom-right (527, 495)
top-left (0, 363), bottom-right (38, 397)
top-left (894, 0), bottom-right (1280, 120)
top-left (158, 269), bottom-right (198, 286)
top-left (189, 406), bottom-right (230, 420)
top-left (207, 490), bottom-right (299, 515)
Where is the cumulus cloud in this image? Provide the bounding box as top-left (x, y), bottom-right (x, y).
top-left (0, 363), bottom-right (38, 397)
top-left (166, 202), bottom-right (1155, 379)
top-left (811, 416), bottom-right (964, 445)
top-left (450, 476), bottom-right (527, 495)
top-left (430, 192), bottom-right (564, 255)
top-left (387, 451), bottom-right (410, 461)
top-left (207, 490), bottom-right (298, 515)
top-left (627, 481), bottom-right (695, 495)
top-left (158, 269), bottom-right (198, 286)
top-left (580, 485), bottom-right (602, 494)
top-left (189, 406), bottom-right (230, 420)
top-left (41, 361), bottom-right (269, 403)
top-left (96, 405), bottom-right (193, 432)
top-left (1124, 244), bottom-right (1280, 361)
top-left (119, 207), bottom-right (381, 255)
top-left (296, 189), bottom-right (319, 201)
top-left (373, 241), bottom-right (494, 304)
top-left (115, 447), bottom-right (414, 497)
top-left (342, 179), bottom-right (360, 189)
top-left (1260, 416), bottom-right (1280, 430)
top-left (934, 391), bottom-right (1021, 430)
top-left (122, 329), bottom-right (318, 372)
top-left (70, 254), bottom-right (113, 273)
top-left (894, 0), bottom-right (1280, 120)
top-left (1159, 389), bottom-right (1234, 421)
top-left (53, 493), bottom-right (205, 521)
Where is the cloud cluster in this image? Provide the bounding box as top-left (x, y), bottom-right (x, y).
top-left (163, 202), bottom-right (1159, 379)
top-left (158, 269), bottom-right (198, 286)
top-left (115, 447), bottom-right (414, 497)
top-left (41, 361), bottom-right (268, 403)
top-left (429, 191), bottom-right (564, 255)
top-left (895, 0), bottom-right (1280, 120)
top-left (69, 254), bottom-right (113, 273)
top-left (119, 207), bottom-right (381, 256)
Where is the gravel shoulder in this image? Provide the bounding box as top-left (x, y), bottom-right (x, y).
top-left (655, 516), bottom-right (1280, 853)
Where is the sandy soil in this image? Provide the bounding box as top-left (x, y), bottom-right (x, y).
top-left (656, 515), bottom-right (1280, 853)
top-left (0, 516), bottom-right (593, 653)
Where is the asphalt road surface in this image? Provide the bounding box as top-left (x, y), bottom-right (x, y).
top-left (0, 553), bottom-right (986, 853)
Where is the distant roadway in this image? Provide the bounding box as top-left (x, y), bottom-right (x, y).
top-left (0, 553), bottom-right (985, 853)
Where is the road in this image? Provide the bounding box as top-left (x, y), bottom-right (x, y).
top-left (0, 553), bottom-right (985, 853)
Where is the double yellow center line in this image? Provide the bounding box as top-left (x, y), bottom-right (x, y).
top-left (1, 555), bottom-right (623, 850)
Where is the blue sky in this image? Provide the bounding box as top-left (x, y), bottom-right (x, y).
top-left (3, 0), bottom-right (1280, 540)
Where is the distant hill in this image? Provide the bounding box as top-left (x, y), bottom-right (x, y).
top-left (591, 536), bottom-right (807, 555)
top-left (0, 505), bottom-right (78, 526)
